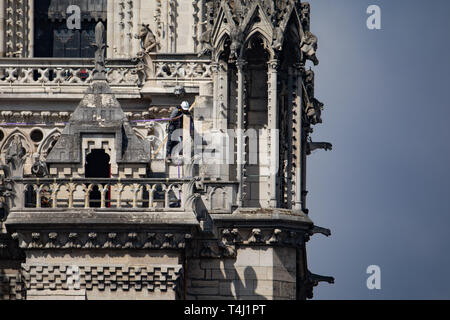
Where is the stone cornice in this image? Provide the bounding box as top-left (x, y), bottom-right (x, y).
top-left (189, 226), bottom-right (311, 259)
top-left (6, 210), bottom-right (200, 227)
top-left (11, 231), bottom-right (193, 250)
top-left (0, 107), bottom-right (175, 125)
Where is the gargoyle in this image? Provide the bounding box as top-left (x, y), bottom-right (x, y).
top-left (198, 21), bottom-right (213, 57)
top-left (305, 97), bottom-right (324, 125)
top-left (310, 226), bottom-right (331, 237)
top-left (307, 270), bottom-right (335, 285)
top-left (229, 26), bottom-right (245, 63)
top-left (300, 2), bottom-right (311, 29)
top-left (272, 26), bottom-right (284, 51)
top-left (31, 160), bottom-right (49, 177)
top-left (307, 141), bottom-right (332, 155)
top-left (300, 31), bottom-right (319, 65)
top-left (136, 24), bottom-right (158, 53)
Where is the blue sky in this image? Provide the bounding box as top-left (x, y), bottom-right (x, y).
top-left (306, 0), bottom-right (450, 299)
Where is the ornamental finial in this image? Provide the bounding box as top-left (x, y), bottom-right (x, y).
top-left (93, 21), bottom-right (107, 80)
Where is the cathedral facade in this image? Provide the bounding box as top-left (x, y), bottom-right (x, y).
top-left (0, 0), bottom-right (332, 300)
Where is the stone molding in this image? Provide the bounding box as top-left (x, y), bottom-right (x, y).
top-left (22, 264), bottom-right (182, 293)
top-left (11, 231), bottom-right (192, 251)
top-left (0, 108), bottom-right (175, 125)
top-left (0, 272), bottom-right (24, 300)
top-left (190, 227), bottom-right (310, 259)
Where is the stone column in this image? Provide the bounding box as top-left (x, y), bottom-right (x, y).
top-left (183, 114), bottom-right (192, 167)
top-left (132, 0), bottom-right (141, 56)
top-left (267, 59), bottom-right (279, 208)
top-left (286, 66), bottom-right (294, 208)
top-left (236, 59), bottom-right (247, 207)
top-left (216, 61), bottom-right (228, 130)
top-left (28, 0), bottom-right (34, 57)
top-left (211, 62), bottom-right (220, 130)
top-left (0, 0), bottom-right (4, 57)
top-left (293, 65), bottom-right (303, 210)
top-left (106, 0), bottom-right (114, 58)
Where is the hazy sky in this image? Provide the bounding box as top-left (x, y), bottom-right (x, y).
top-left (306, 0), bottom-right (450, 299)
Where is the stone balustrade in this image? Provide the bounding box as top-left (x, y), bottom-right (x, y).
top-left (0, 55), bottom-right (212, 98)
top-left (14, 178), bottom-right (192, 211)
top-left (0, 58), bottom-right (140, 87)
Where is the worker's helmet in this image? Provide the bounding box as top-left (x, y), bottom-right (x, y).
top-left (181, 101), bottom-right (190, 111)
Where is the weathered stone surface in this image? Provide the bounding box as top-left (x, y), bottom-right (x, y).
top-left (0, 0), bottom-right (333, 300)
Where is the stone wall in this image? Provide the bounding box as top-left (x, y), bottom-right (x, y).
top-left (23, 250), bottom-right (183, 300)
top-left (186, 247), bottom-right (297, 300)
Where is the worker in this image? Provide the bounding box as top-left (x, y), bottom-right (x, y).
top-left (166, 101), bottom-right (192, 162)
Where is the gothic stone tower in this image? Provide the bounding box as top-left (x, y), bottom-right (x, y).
top-left (0, 0), bottom-right (332, 300)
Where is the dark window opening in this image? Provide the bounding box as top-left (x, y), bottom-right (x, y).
top-left (85, 149), bottom-right (110, 208)
top-left (34, 0), bottom-right (107, 58)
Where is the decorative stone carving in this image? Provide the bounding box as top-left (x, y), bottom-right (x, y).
top-left (229, 26), bottom-right (245, 63)
top-left (5, 136), bottom-right (27, 178)
top-left (136, 24), bottom-right (159, 54)
top-left (197, 21), bottom-right (213, 57)
top-left (303, 68), bottom-right (324, 125)
top-left (22, 264), bottom-right (183, 293)
top-left (300, 31), bottom-right (319, 66)
top-left (93, 22), bottom-right (107, 80)
top-left (300, 2), bottom-right (311, 30)
top-left (13, 231), bottom-right (193, 250)
top-left (5, 0), bottom-right (29, 57)
top-left (134, 24), bottom-right (159, 82)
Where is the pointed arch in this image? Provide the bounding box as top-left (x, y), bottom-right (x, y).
top-left (37, 128), bottom-right (62, 160)
top-left (240, 31), bottom-right (272, 61)
top-left (0, 129), bottom-right (33, 156)
top-left (214, 32), bottom-right (231, 62)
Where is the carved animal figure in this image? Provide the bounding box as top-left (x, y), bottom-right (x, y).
top-left (300, 31), bottom-right (319, 65)
top-left (136, 24), bottom-right (158, 53)
top-left (229, 26), bottom-right (244, 63)
top-left (272, 26), bottom-right (284, 51)
top-left (305, 98), bottom-right (323, 125)
top-left (198, 21), bottom-right (213, 57)
top-left (31, 160), bottom-right (49, 177)
top-left (307, 141), bottom-right (332, 155)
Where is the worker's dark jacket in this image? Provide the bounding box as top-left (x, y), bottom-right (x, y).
top-left (166, 108), bottom-right (193, 157)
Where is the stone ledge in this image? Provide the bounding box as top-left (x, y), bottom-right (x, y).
top-left (6, 210), bottom-right (200, 227)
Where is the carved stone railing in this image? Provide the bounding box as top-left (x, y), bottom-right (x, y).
top-left (148, 53), bottom-right (212, 82)
top-left (12, 178), bottom-right (195, 212)
top-left (0, 55), bottom-right (212, 98)
top-left (0, 58), bottom-right (140, 87)
top-left (0, 58), bottom-right (141, 99)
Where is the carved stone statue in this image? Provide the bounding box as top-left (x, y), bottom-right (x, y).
top-left (198, 21), bottom-right (213, 57)
top-left (229, 26), bottom-right (245, 63)
top-left (31, 160), bottom-right (49, 177)
top-left (300, 31), bottom-right (319, 65)
top-left (5, 136), bottom-right (26, 177)
top-left (300, 2), bottom-right (311, 29)
top-left (272, 26), bottom-right (284, 51)
top-left (304, 68), bottom-right (323, 125)
top-left (134, 24), bottom-right (159, 83)
top-left (136, 24), bottom-right (158, 53)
